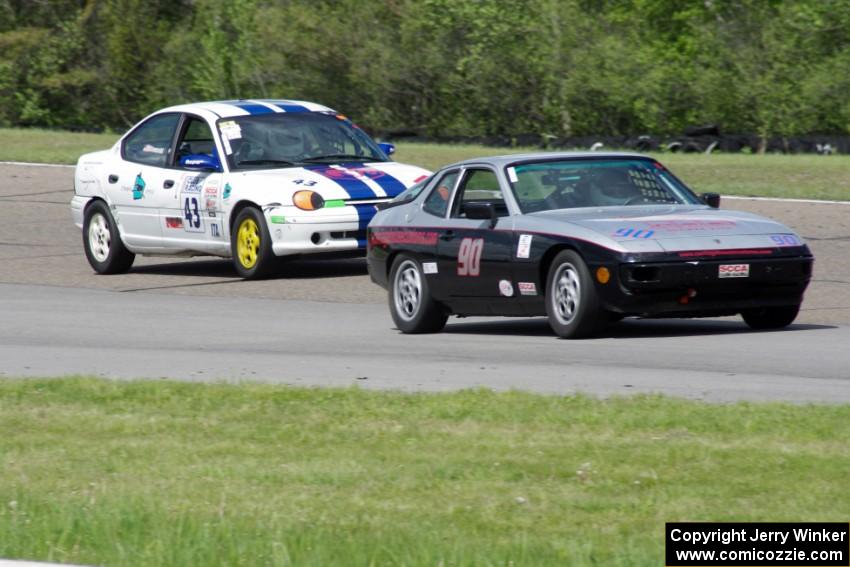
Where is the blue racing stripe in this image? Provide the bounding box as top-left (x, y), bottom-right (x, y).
top-left (304, 165), bottom-right (377, 199)
top-left (353, 204), bottom-right (378, 232)
top-left (271, 102), bottom-right (310, 113)
top-left (343, 163), bottom-right (407, 197)
top-left (226, 101), bottom-right (274, 115)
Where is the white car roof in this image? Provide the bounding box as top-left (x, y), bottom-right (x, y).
top-left (159, 99), bottom-right (336, 118)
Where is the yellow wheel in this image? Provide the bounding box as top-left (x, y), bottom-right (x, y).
top-left (230, 207), bottom-right (275, 279)
top-left (236, 218), bottom-right (260, 269)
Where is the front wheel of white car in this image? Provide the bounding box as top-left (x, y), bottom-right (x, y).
top-left (82, 200), bottom-right (135, 274)
top-left (231, 207), bottom-right (276, 279)
top-left (389, 255), bottom-right (447, 333)
top-left (546, 250), bottom-right (605, 339)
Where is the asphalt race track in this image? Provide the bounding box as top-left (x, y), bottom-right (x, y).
top-left (2, 163), bottom-right (850, 402)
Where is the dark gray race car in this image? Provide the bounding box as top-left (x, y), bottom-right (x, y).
top-left (366, 152), bottom-right (813, 338)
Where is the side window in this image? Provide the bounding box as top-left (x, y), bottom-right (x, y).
top-left (452, 169), bottom-right (508, 218)
top-left (122, 113), bottom-right (181, 167)
top-left (176, 116), bottom-right (216, 165)
top-left (422, 170), bottom-right (459, 217)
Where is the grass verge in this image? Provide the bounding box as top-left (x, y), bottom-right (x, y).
top-left (1, 128), bottom-right (848, 200)
top-left (1, 377), bottom-right (849, 566)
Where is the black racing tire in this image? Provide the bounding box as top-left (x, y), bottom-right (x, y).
top-left (82, 200), bottom-right (135, 274)
top-left (741, 304), bottom-right (800, 330)
top-left (388, 255), bottom-right (447, 333)
top-left (545, 250), bottom-right (606, 339)
top-left (231, 207), bottom-right (277, 279)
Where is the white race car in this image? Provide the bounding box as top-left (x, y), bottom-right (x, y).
top-left (71, 99), bottom-right (430, 278)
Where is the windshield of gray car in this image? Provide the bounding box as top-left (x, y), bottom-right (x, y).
top-left (218, 112), bottom-right (388, 170)
top-left (506, 158), bottom-right (701, 213)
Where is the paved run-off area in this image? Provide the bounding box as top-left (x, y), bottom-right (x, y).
top-left (1, 163), bottom-right (849, 402)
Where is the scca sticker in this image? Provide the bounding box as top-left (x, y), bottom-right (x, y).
top-left (458, 237), bottom-right (484, 276)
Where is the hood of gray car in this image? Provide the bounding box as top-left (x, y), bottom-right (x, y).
top-left (533, 205), bottom-right (802, 252)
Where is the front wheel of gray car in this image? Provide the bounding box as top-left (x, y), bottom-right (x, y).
top-left (741, 304), bottom-right (800, 330)
top-left (546, 250), bottom-right (605, 339)
top-left (389, 255), bottom-right (447, 334)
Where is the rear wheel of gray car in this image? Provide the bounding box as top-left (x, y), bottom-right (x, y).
top-left (83, 200), bottom-right (135, 274)
top-left (741, 304), bottom-right (800, 330)
top-left (389, 255), bottom-right (447, 333)
top-left (546, 250), bottom-right (605, 339)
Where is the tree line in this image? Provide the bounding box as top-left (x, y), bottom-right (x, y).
top-left (2, 0), bottom-right (849, 144)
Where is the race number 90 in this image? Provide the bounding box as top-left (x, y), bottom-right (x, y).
top-left (458, 237), bottom-right (484, 276)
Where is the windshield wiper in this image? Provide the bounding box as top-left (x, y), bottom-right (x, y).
top-left (237, 159), bottom-right (298, 167)
top-left (300, 154), bottom-right (380, 163)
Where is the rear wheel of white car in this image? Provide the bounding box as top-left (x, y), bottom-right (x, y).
top-left (546, 250), bottom-right (605, 339)
top-left (741, 304), bottom-right (800, 330)
top-left (231, 207), bottom-right (276, 279)
top-left (82, 200), bottom-right (135, 274)
top-left (389, 255), bottom-right (447, 333)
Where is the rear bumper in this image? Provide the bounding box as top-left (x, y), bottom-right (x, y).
top-left (70, 195), bottom-right (91, 229)
top-left (597, 255), bottom-right (813, 316)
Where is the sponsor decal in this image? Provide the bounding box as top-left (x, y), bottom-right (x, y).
top-left (645, 219), bottom-right (737, 231)
top-left (293, 179), bottom-right (318, 186)
top-left (182, 175), bottom-right (202, 193)
top-left (223, 183), bottom-right (232, 199)
top-left (142, 144), bottom-right (164, 155)
top-left (506, 167), bottom-right (518, 183)
top-left (270, 216), bottom-right (287, 224)
top-left (132, 173), bottom-right (146, 200)
top-left (218, 120), bottom-right (242, 140)
top-left (204, 185), bottom-right (218, 196)
top-left (770, 234), bottom-right (800, 247)
top-left (679, 248), bottom-right (772, 258)
top-left (499, 279), bottom-right (514, 296)
top-left (719, 263), bottom-right (749, 278)
top-left (210, 223), bottom-right (220, 238)
top-left (458, 237), bottom-right (484, 276)
top-left (614, 228), bottom-right (655, 239)
top-left (165, 216), bottom-right (183, 229)
top-left (369, 229), bottom-right (438, 246)
top-left (518, 282), bottom-right (537, 296)
top-left (423, 262), bottom-right (438, 274)
top-left (517, 234), bottom-right (533, 259)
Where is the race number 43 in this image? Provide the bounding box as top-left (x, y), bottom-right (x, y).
top-left (457, 237), bottom-right (484, 276)
top-left (183, 196), bottom-right (204, 233)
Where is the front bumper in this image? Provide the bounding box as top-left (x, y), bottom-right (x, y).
top-left (597, 255), bottom-right (813, 316)
top-left (266, 205), bottom-right (374, 257)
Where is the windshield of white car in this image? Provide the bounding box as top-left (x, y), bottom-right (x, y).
top-left (218, 112), bottom-right (387, 171)
top-left (507, 158), bottom-right (702, 214)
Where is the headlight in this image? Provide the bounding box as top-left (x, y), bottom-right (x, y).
top-left (293, 190), bottom-right (325, 210)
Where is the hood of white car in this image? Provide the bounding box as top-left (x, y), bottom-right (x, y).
top-left (229, 161), bottom-right (429, 201)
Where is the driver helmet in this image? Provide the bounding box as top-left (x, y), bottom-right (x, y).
top-left (591, 167), bottom-right (639, 205)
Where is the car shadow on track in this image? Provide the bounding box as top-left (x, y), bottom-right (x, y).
top-left (443, 317), bottom-right (836, 339)
top-left (130, 257), bottom-right (368, 280)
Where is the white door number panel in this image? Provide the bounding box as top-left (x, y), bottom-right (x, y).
top-left (182, 195), bottom-right (205, 233)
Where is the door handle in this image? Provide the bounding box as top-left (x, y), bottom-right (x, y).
top-left (108, 174), bottom-right (118, 184)
top-left (439, 230), bottom-right (455, 241)
top-left (163, 179), bottom-right (175, 189)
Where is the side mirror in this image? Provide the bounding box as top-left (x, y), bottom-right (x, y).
top-left (465, 202), bottom-right (497, 227)
top-left (180, 153), bottom-right (221, 172)
top-left (378, 142), bottom-right (396, 157)
top-left (701, 192), bottom-right (720, 208)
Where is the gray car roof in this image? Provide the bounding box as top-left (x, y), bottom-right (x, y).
top-left (442, 151), bottom-right (654, 170)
